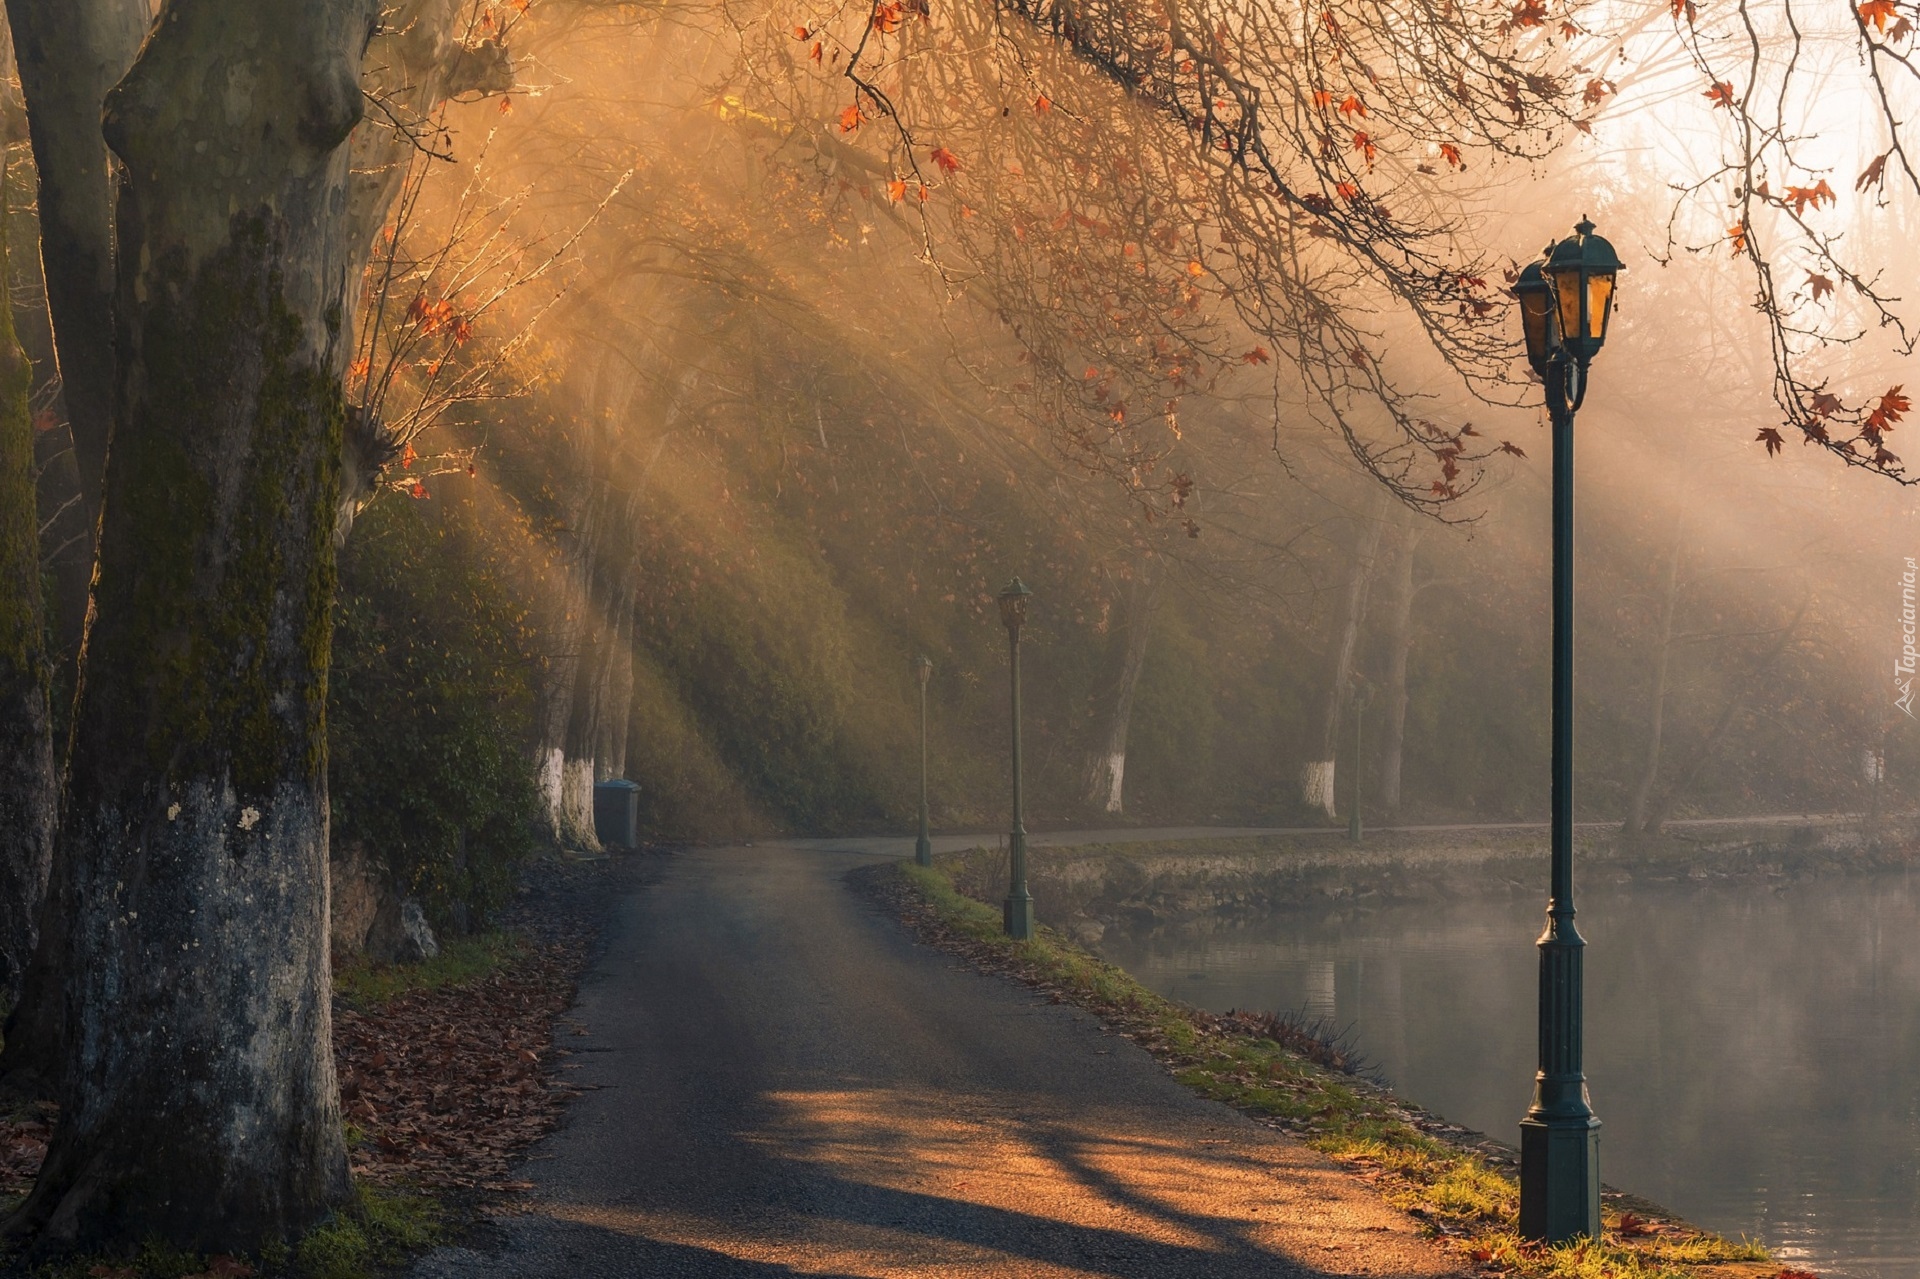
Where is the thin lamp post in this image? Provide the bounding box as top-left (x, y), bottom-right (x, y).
top-left (915, 656), bottom-right (933, 866)
top-left (1512, 218), bottom-right (1622, 1244)
top-left (998, 578), bottom-right (1036, 940)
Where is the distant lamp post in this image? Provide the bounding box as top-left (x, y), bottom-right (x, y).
top-left (998, 577), bottom-right (1036, 940)
top-left (1348, 679), bottom-right (1372, 843)
top-left (915, 655), bottom-right (934, 867)
top-left (1514, 217), bottom-right (1623, 1244)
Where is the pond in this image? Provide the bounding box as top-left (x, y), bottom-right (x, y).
top-left (1097, 864), bottom-right (1920, 1278)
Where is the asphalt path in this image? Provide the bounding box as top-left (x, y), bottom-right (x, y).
top-left (409, 839), bottom-right (1468, 1278)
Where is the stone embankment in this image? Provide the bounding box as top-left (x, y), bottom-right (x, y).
top-left (946, 817), bottom-right (1918, 943)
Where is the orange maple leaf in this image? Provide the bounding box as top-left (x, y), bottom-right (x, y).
top-left (1728, 222), bottom-right (1748, 254)
top-left (930, 146), bottom-right (961, 174)
top-left (838, 104), bottom-right (862, 132)
top-left (886, 178), bottom-right (907, 202)
top-left (1860, 0), bottom-right (1901, 32)
top-left (1338, 94), bottom-right (1367, 118)
top-left (1704, 80), bottom-right (1735, 108)
top-left (1243, 345), bottom-right (1271, 363)
top-left (1439, 142), bottom-right (1464, 169)
top-left (1035, 94), bottom-right (1052, 112)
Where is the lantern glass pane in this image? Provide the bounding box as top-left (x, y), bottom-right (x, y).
top-left (1553, 268), bottom-right (1583, 346)
top-left (1519, 288), bottom-right (1554, 361)
top-left (1586, 272), bottom-right (1614, 341)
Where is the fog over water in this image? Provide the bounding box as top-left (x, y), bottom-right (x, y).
top-left (1101, 868), bottom-right (1920, 1278)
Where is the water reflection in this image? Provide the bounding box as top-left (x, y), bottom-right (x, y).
top-left (1099, 867), bottom-right (1920, 1278)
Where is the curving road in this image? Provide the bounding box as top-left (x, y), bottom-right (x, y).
top-left (409, 838), bottom-right (1467, 1278)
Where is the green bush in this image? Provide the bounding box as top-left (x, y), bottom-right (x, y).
top-left (330, 494), bottom-right (542, 934)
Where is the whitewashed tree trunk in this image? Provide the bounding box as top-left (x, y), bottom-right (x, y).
top-left (1085, 556), bottom-right (1160, 815)
top-left (1300, 511), bottom-right (1386, 820)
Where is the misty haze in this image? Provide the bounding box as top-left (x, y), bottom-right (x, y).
top-left (0, 0), bottom-right (1916, 1276)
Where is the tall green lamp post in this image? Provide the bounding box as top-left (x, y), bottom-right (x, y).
top-left (915, 655), bottom-right (934, 867)
top-left (998, 578), bottom-right (1036, 940)
top-left (1512, 217), bottom-right (1623, 1244)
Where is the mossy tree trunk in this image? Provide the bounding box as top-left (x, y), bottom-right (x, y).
top-left (9, 0), bottom-right (374, 1253)
top-left (0, 203), bottom-right (53, 1002)
top-left (0, 0), bottom-right (149, 1094)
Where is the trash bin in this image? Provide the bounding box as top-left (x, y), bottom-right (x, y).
top-left (592, 779), bottom-right (641, 849)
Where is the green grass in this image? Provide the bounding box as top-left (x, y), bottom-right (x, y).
top-left (295, 1181), bottom-right (445, 1279)
top-left (894, 858), bottom-right (1777, 1279)
top-left (333, 932), bottom-right (522, 1007)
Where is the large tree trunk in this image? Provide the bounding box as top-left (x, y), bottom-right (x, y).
top-left (1084, 555), bottom-right (1161, 815)
top-left (1300, 512), bottom-right (1385, 820)
top-left (0, 214), bottom-right (53, 1002)
top-left (2, 0), bottom-right (148, 515)
top-left (9, 0), bottom-right (371, 1251)
top-left (1375, 522), bottom-right (1422, 813)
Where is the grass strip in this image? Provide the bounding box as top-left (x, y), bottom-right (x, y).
top-left (886, 858), bottom-right (1779, 1279)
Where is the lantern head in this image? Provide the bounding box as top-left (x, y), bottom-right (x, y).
top-left (1513, 260), bottom-right (1555, 379)
top-left (997, 577), bottom-right (1033, 636)
top-left (916, 654), bottom-right (933, 685)
top-left (1540, 217), bottom-right (1623, 364)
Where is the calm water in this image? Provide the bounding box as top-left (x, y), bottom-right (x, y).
top-left (1099, 867), bottom-right (1920, 1278)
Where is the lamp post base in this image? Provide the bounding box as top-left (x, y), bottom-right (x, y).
top-left (1003, 890), bottom-right (1035, 940)
top-left (915, 834), bottom-right (932, 867)
top-left (1518, 1112), bottom-right (1601, 1243)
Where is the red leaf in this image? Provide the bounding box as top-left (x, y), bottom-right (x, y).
top-left (930, 146), bottom-right (961, 174)
top-left (1757, 426), bottom-right (1785, 456)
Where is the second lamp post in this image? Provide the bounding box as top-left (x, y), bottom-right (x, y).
top-left (998, 578), bottom-right (1036, 939)
top-left (1511, 217), bottom-right (1623, 1244)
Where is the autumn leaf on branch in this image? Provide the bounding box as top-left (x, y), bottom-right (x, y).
top-left (838, 103), bottom-right (863, 132)
top-left (1859, 0), bottom-right (1901, 32)
top-left (1728, 222), bottom-right (1748, 254)
top-left (930, 146), bottom-right (961, 174)
top-left (1782, 179), bottom-right (1835, 215)
top-left (1867, 385), bottom-right (1910, 433)
top-left (1439, 143), bottom-right (1464, 169)
top-left (1243, 346), bottom-right (1271, 364)
top-left (1499, 440), bottom-right (1527, 458)
top-left (1858, 151), bottom-right (1891, 192)
top-left (1338, 94), bottom-right (1367, 118)
top-left (1034, 94), bottom-right (1052, 112)
top-left (1757, 426), bottom-right (1785, 456)
top-left (1808, 272), bottom-right (1835, 303)
top-left (1704, 80), bottom-right (1735, 108)
top-left (886, 178), bottom-right (908, 202)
